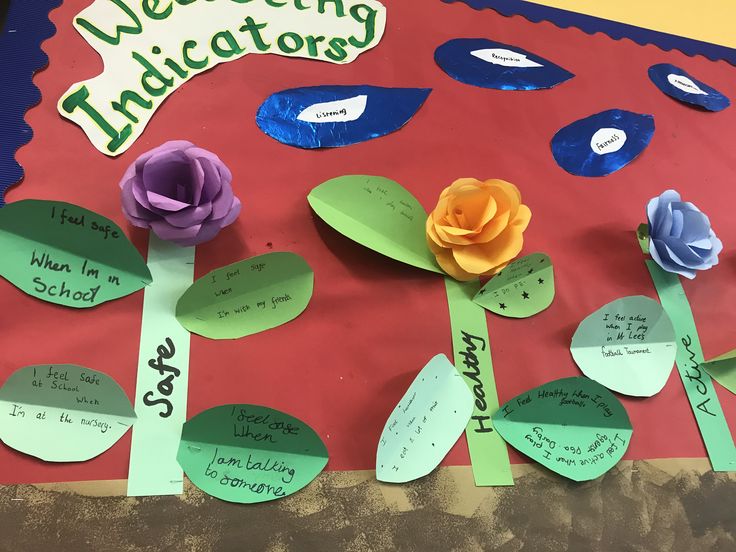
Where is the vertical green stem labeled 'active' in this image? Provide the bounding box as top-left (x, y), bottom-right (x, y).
top-left (127, 235), bottom-right (195, 496)
top-left (645, 260), bottom-right (736, 471)
top-left (444, 277), bottom-right (514, 486)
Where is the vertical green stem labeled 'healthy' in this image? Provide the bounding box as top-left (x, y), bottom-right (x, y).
top-left (444, 277), bottom-right (514, 486)
top-left (128, 235), bottom-right (195, 496)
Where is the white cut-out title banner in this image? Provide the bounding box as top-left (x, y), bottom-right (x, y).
top-left (58, 0), bottom-right (386, 156)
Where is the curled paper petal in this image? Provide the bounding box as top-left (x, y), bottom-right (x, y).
top-left (435, 38), bottom-right (574, 90)
top-left (256, 85), bottom-right (431, 148)
top-left (426, 178), bottom-right (531, 281)
top-left (646, 189), bottom-right (722, 279)
top-left (551, 109), bottom-right (655, 177)
top-left (649, 64), bottom-right (730, 112)
top-left (119, 141), bottom-right (240, 246)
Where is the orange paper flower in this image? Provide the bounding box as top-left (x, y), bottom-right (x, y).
top-left (426, 178), bottom-right (531, 281)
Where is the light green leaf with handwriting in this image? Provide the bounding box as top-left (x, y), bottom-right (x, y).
top-left (571, 296), bottom-right (676, 397)
top-left (177, 404), bottom-right (328, 503)
top-left (473, 253), bottom-right (554, 318)
top-left (308, 175), bottom-right (443, 274)
top-left (493, 377), bottom-right (632, 481)
top-left (0, 364), bottom-right (136, 462)
top-left (376, 354), bottom-right (473, 483)
top-left (175, 252), bottom-right (313, 340)
top-left (0, 200), bottom-right (152, 308)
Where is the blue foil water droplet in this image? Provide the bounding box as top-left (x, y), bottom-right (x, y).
top-left (551, 109), bottom-right (655, 177)
top-left (256, 85), bottom-right (432, 148)
top-left (434, 38), bottom-right (574, 90)
top-left (649, 63), bottom-right (730, 112)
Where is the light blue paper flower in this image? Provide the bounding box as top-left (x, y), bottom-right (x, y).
top-left (647, 189), bottom-right (722, 279)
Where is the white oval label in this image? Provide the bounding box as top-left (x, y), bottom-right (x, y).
top-left (590, 128), bottom-right (627, 155)
top-left (667, 74), bottom-right (708, 96)
top-left (470, 48), bottom-right (543, 68)
top-left (296, 95), bottom-right (368, 123)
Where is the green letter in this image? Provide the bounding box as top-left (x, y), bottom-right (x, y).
top-left (277, 32), bottom-right (304, 54)
top-left (318, 0), bottom-right (345, 16)
top-left (132, 51), bottom-right (174, 97)
top-left (295, 0), bottom-right (310, 9)
top-left (324, 37), bottom-right (348, 62)
top-left (305, 35), bottom-right (325, 57)
top-left (142, 0), bottom-right (173, 19)
top-left (348, 4), bottom-right (377, 48)
top-left (112, 90), bottom-right (153, 123)
top-left (239, 16), bottom-right (270, 51)
top-left (182, 40), bottom-right (209, 69)
top-left (75, 0), bottom-right (142, 46)
top-left (265, 0), bottom-right (286, 5)
top-left (211, 30), bottom-right (245, 59)
top-left (60, 86), bottom-right (132, 153)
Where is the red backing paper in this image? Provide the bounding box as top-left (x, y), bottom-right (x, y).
top-left (3, 0), bottom-right (736, 484)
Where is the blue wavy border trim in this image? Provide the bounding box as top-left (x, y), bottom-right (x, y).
top-left (0, 0), bottom-right (61, 206)
top-left (443, 0), bottom-right (736, 66)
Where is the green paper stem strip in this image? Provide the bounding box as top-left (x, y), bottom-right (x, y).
top-left (644, 259), bottom-right (736, 471)
top-left (127, 235), bottom-right (195, 496)
top-left (444, 277), bottom-right (514, 486)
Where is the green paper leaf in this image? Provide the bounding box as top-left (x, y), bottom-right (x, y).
top-left (0, 200), bottom-right (152, 308)
top-left (376, 354), bottom-right (473, 483)
top-left (701, 349), bottom-right (736, 395)
top-left (0, 364), bottom-right (136, 462)
top-left (175, 252), bottom-right (314, 340)
top-left (636, 223), bottom-right (650, 255)
top-left (308, 175), bottom-right (443, 274)
top-left (493, 377), bottom-right (633, 482)
top-left (571, 296), bottom-right (676, 397)
top-left (177, 404), bottom-right (329, 504)
top-left (473, 253), bottom-right (554, 318)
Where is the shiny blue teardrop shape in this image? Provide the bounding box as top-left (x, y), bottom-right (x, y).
top-left (649, 63), bottom-right (730, 112)
top-left (434, 38), bottom-right (574, 90)
top-left (255, 85), bottom-right (432, 149)
top-left (551, 109), bottom-right (655, 177)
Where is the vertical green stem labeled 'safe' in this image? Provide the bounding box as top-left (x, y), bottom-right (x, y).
top-left (645, 260), bottom-right (736, 471)
top-left (444, 277), bottom-right (514, 486)
top-left (127, 235), bottom-right (195, 496)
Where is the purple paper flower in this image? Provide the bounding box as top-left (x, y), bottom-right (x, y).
top-left (647, 189), bottom-right (722, 279)
top-left (119, 140), bottom-right (241, 246)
